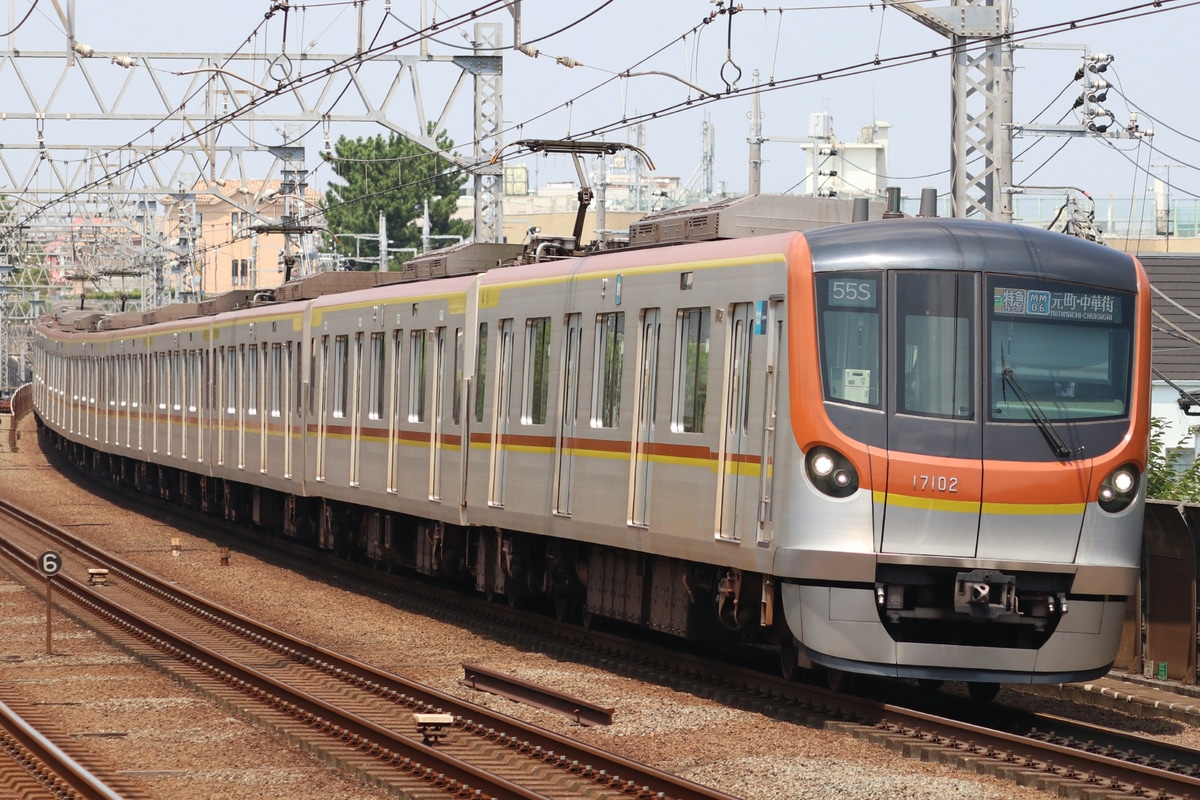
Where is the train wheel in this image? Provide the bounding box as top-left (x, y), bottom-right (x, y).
top-left (825, 667), bottom-right (854, 694)
top-left (553, 592), bottom-right (572, 622)
top-left (507, 592), bottom-right (521, 609)
top-left (779, 636), bottom-right (801, 682)
top-left (581, 609), bottom-right (595, 630)
top-left (967, 682), bottom-right (1000, 703)
top-left (916, 679), bottom-right (944, 692)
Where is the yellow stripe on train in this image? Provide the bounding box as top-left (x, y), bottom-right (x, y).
top-left (874, 490), bottom-right (1085, 516)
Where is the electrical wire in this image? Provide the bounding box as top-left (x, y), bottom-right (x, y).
top-left (0, 0), bottom-right (39, 38)
top-left (523, 0), bottom-right (618, 46)
top-left (489, 0), bottom-right (1198, 166)
top-left (11, 0), bottom-right (515, 231)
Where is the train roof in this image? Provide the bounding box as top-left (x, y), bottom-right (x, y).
top-left (805, 217), bottom-right (1140, 292)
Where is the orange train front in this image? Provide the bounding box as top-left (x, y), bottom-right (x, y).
top-left (774, 219), bottom-right (1149, 691)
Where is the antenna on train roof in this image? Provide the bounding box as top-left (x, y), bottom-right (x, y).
top-left (491, 139), bottom-right (657, 251)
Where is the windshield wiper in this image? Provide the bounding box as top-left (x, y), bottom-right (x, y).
top-left (1001, 367), bottom-right (1073, 460)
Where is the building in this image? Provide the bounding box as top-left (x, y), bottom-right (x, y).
top-left (164, 180), bottom-right (325, 299)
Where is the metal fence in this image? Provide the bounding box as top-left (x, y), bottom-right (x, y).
top-left (1118, 499), bottom-right (1200, 684)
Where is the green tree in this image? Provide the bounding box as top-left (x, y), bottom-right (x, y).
top-left (1146, 417), bottom-right (1200, 501)
top-left (322, 130), bottom-right (472, 270)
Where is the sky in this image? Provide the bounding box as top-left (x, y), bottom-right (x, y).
top-left (3, 0), bottom-right (1199, 211)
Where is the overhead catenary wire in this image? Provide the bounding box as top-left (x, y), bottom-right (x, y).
top-left (15, 0), bottom-right (1200, 240)
top-left (11, 0), bottom-right (516, 231)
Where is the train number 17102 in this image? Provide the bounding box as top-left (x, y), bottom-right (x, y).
top-left (912, 474), bottom-right (958, 493)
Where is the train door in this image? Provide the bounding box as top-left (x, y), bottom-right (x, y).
top-left (880, 271), bottom-right (982, 558)
top-left (349, 333), bottom-right (364, 486)
top-left (553, 313), bottom-right (583, 516)
top-left (152, 353), bottom-right (163, 453)
top-left (246, 344), bottom-right (260, 471)
top-left (488, 318), bottom-right (514, 507)
top-left (192, 351), bottom-right (204, 463)
top-left (257, 344), bottom-right (268, 473)
top-left (756, 298), bottom-right (783, 545)
top-left (284, 342), bottom-right (296, 479)
top-left (104, 356), bottom-right (114, 446)
top-left (629, 308), bottom-right (660, 527)
top-left (266, 343), bottom-right (281, 473)
top-left (170, 350), bottom-right (181, 456)
top-left (89, 357), bottom-right (97, 442)
top-left (445, 326), bottom-right (464, 506)
top-left (134, 353), bottom-right (145, 451)
top-left (386, 329), bottom-right (403, 494)
top-left (715, 302), bottom-right (757, 541)
top-left (314, 335), bottom-right (328, 482)
top-left (181, 350), bottom-right (191, 460)
top-left (363, 332), bottom-right (384, 487)
top-left (217, 347), bottom-right (229, 466)
top-left (429, 326), bottom-right (446, 501)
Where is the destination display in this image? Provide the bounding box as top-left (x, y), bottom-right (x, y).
top-left (993, 287), bottom-right (1120, 322)
top-left (827, 278), bottom-right (878, 308)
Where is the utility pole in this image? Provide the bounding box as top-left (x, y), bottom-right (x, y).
top-left (747, 71), bottom-right (764, 195)
top-left (882, 0), bottom-right (1013, 221)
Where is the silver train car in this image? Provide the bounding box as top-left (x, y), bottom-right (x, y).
top-left (32, 213), bottom-right (1151, 696)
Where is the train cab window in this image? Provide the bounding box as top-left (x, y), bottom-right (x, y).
top-left (592, 312), bottom-right (624, 428)
top-left (522, 317), bottom-right (552, 425)
top-left (897, 272), bottom-right (974, 419)
top-left (409, 330), bottom-right (427, 423)
top-left (474, 323), bottom-right (488, 423)
top-left (988, 277), bottom-right (1133, 421)
top-left (671, 307), bottom-right (710, 433)
top-left (816, 272), bottom-right (881, 408)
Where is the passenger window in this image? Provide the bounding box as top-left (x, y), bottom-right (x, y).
top-left (522, 317), bottom-right (551, 425)
top-left (368, 332), bottom-right (386, 420)
top-left (269, 344), bottom-right (282, 417)
top-left (592, 312), bottom-right (624, 428)
top-left (453, 328), bottom-right (463, 426)
top-left (474, 322), bottom-right (488, 423)
top-left (671, 307), bottom-right (709, 432)
top-left (246, 344), bottom-right (259, 416)
top-left (409, 330), bottom-right (427, 423)
top-left (331, 335), bottom-right (348, 418)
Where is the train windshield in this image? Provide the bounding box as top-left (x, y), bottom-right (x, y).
top-left (988, 277), bottom-right (1133, 422)
top-left (817, 272), bottom-right (881, 408)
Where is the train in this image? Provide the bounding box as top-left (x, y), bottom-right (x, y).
top-left (31, 195), bottom-right (1151, 700)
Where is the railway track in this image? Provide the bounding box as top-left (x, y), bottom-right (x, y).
top-left (23, 443), bottom-right (1200, 800)
top-left (0, 496), bottom-right (739, 800)
top-left (0, 686), bottom-right (140, 800)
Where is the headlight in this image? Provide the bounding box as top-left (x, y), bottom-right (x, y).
top-left (806, 446), bottom-right (859, 498)
top-left (1098, 464), bottom-right (1139, 513)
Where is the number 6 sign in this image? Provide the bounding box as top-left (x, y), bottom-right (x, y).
top-left (38, 550), bottom-right (63, 576)
top-left (37, 550), bottom-right (62, 655)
